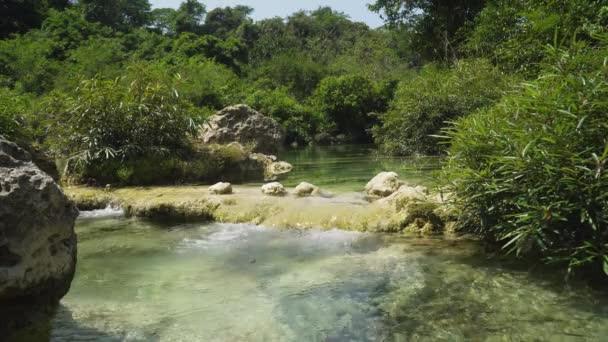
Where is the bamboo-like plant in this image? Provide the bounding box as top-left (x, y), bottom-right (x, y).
top-left (442, 38), bottom-right (608, 277)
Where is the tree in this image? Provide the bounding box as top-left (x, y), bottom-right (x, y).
top-left (150, 8), bottom-right (176, 34)
top-left (466, 0), bottom-right (608, 75)
top-left (0, 0), bottom-right (70, 38)
top-left (373, 59), bottom-right (511, 155)
top-left (78, 0), bottom-right (151, 29)
top-left (204, 5), bottom-right (253, 38)
top-left (369, 0), bottom-right (487, 62)
top-left (173, 0), bottom-right (206, 34)
top-left (312, 75), bottom-right (380, 141)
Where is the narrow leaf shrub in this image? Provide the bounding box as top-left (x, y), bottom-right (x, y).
top-left (443, 40), bottom-right (608, 277)
top-left (46, 64), bottom-right (199, 166)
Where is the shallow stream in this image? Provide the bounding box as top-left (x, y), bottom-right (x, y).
top-left (50, 215), bottom-right (608, 341)
top-left (250, 144), bottom-right (440, 192)
top-left (47, 145), bottom-right (608, 341)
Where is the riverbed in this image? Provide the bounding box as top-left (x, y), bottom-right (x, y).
top-left (48, 145), bottom-right (608, 341)
top-left (50, 214), bottom-right (608, 341)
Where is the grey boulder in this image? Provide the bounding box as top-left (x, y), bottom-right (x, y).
top-left (200, 104), bottom-right (284, 154)
top-left (0, 136), bottom-right (78, 337)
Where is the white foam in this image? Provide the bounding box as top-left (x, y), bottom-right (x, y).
top-left (79, 205), bottom-right (124, 218)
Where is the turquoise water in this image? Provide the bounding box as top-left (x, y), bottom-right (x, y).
top-left (274, 145), bottom-right (441, 191)
top-left (48, 214), bottom-right (608, 341)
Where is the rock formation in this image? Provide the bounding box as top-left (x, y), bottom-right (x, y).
top-left (0, 136), bottom-right (78, 337)
top-left (209, 182), bottom-right (233, 195)
top-left (293, 182), bottom-right (319, 197)
top-left (261, 182), bottom-right (286, 196)
top-left (365, 172), bottom-right (404, 197)
top-left (200, 104), bottom-right (284, 154)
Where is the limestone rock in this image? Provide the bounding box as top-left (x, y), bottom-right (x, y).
top-left (266, 161), bottom-right (293, 180)
top-left (0, 136), bottom-right (78, 336)
top-left (378, 185), bottom-right (428, 207)
top-left (209, 182), bottom-right (233, 195)
top-left (199, 104), bottom-right (284, 154)
top-left (261, 182), bottom-right (286, 196)
top-left (365, 172), bottom-right (403, 197)
top-left (293, 182), bottom-right (319, 197)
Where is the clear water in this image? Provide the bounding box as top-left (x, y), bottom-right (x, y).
top-left (271, 145), bottom-right (441, 192)
top-left (49, 216), bottom-right (608, 341)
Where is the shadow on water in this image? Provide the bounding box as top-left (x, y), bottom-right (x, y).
top-left (8, 304), bottom-right (162, 342)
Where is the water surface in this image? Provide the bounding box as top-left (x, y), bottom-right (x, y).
top-left (50, 215), bottom-right (608, 341)
top-left (274, 145), bottom-right (440, 191)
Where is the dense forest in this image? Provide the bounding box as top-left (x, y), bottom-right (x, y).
top-left (1, 0), bottom-right (607, 278)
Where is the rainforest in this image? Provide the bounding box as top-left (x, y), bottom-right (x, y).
top-left (1, 0), bottom-right (608, 341)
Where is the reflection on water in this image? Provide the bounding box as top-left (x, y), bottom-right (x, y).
top-left (272, 144), bottom-right (441, 191)
top-left (50, 217), bottom-right (608, 341)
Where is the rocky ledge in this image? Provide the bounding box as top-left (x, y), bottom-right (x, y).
top-left (65, 173), bottom-right (456, 234)
top-left (0, 136), bottom-right (78, 338)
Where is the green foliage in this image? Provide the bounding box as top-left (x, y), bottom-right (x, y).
top-left (374, 59), bottom-right (511, 155)
top-left (312, 74), bottom-right (381, 141)
top-left (443, 41), bottom-right (608, 276)
top-left (0, 31), bottom-right (60, 94)
top-left (172, 0), bottom-right (206, 34)
top-left (249, 52), bottom-right (325, 100)
top-left (77, 0), bottom-right (151, 29)
top-left (204, 5), bottom-right (253, 38)
top-left (0, 88), bottom-right (34, 141)
top-left (369, 0), bottom-right (487, 62)
top-left (246, 86), bottom-right (320, 143)
top-left (46, 64), bottom-right (199, 165)
top-left (466, 0), bottom-right (608, 75)
top-left (1, 0), bottom-right (69, 38)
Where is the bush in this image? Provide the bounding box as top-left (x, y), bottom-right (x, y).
top-left (45, 64), bottom-right (199, 166)
top-left (245, 86), bottom-right (320, 143)
top-left (0, 88), bottom-right (34, 142)
top-left (443, 41), bottom-right (608, 277)
top-left (466, 0), bottom-right (608, 75)
top-left (373, 59), bottom-right (511, 156)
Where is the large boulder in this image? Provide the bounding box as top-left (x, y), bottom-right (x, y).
top-left (365, 172), bottom-right (404, 197)
top-left (200, 104), bottom-right (284, 154)
top-left (0, 136), bottom-right (78, 337)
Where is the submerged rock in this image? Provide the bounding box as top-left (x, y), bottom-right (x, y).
top-left (209, 182), bottom-right (233, 195)
top-left (0, 136), bottom-right (78, 337)
top-left (365, 172), bottom-right (404, 197)
top-left (293, 182), bottom-right (319, 197)
top-left (199, 104), bottom-right (284, 154)
top-left (261, 182), bottom-right (286, 196)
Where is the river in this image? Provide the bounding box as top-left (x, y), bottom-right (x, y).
top-left (48, 145), bottom-right (608, 341)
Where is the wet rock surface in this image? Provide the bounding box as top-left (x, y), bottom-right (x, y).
top-left (0, 136), bottom-right (78, 338)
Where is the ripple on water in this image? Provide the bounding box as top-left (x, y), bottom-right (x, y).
top-left (49, 218), bottom-right (608, 342)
